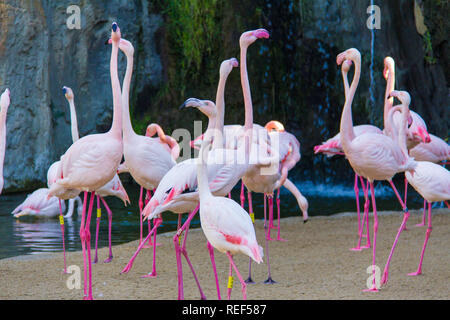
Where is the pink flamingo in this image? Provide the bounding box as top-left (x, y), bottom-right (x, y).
top-left (379, 90), bottom-right (449, 284)
top-left (114, 37), bottom-right (179, 258)
top-left (196, 137), bottom-right (263, 300)
top-left (125, 57), bottom-right (242, 299)
top-left (48, 22), bottom-right (124, 300)
top-left (408, 134), bottom-right (449, 226)
top-left (336, 49), bottom-right (415, 292)
top-left (0, 88), bottom-right (10, 194)
top-left (141, 30), bottom-right (270, 299)
top-left (314, 59), bottom-right (381, 250)
top-left (12, 188), bottom-right (82, 218)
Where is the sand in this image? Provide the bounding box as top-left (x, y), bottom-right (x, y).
top-left (0, 208), bottom-right (448, 300)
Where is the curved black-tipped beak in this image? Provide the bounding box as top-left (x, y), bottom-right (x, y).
top-left (62, 87), bottom-right (67, 94)
top-left (303, 219), bottom-right (308, 224)
top-left (179, 98), bottom-right (201, 110)
top-left (112, 22), bottom-right (118, 32)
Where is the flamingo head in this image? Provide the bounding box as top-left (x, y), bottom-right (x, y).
top-left (383, 56), bottom-right (395, 80)
top-left (412, 125), bottom-right (431, 144)
top-left (341, 59), bottom-right (352, 73)
top-left (179, 98), bottom-right (216, 119)
top-left (0, 88), bottom-right (11, 110)
top-left (264, 120), bottom-right (285, 132)
top-left (111, 22), bottom-right (121, 43)
top-left (337, 48), bottom-right (361, 67)
top-left (388, 90), bottom-right (411, 108)
top-left (114, 179), bottom-right (130, 206)
top-left (62, 86), bottom-right (74, 101)
top-left (239, 28), bottom-right (269, 48)
top-left (219, 58), bottom-right (239, 78)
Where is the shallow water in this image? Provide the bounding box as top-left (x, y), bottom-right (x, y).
top-left (0, 179), bottom-right (427, 260)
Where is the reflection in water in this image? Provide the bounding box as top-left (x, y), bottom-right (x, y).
top-left (0, 179), bottom-right (425, 260)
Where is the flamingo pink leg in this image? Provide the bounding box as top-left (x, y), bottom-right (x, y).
top-left (100, 197), bottom-right (114, 263)
top-left (275, 188), bottom-right (287, 241)
top-left (226, 252), bottom-right (247, 300)
top-left (351, 178), bottom-right (371, 251)
top-left (58, 199), bottom-right (68, 273)
top-left (240, 180), bottom-right (245, 208)
top-left (142, 190), bottom-right (160, 248)
top-left (93, 195), bottom-right (101, 264)
top-left (138, 187), bottom-right (144, 245)
top-left (226, 257), bottom-right (233, 300)
top-left (121, 222), bottom-right (158, 274)
top-left (141, 217), bottom-right (163, 278)
top-left (245, 190), bottom-right (255, 284)
top-left (408, 201), bottom-right (432, 276)
top-left (381, 180), bottom-right (410, 286)
top-left (363, 182), bottom-right (379, 292)
top-left (415, 199), bottom-right (427, 227)
top-left (264, 195), bottom-right (276, 284)
top-left (172, 205), bottom-right (206, 300)
top-left (84, 192), bottom-right (96, 300)
top-left (207, 241), bottom-right (221, 299)
top-left (354, 173), bottom-right (362, 235)
top-left (79, 192), bottom-right (89, 298)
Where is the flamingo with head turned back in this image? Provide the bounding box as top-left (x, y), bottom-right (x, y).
top-left (113, 36), bottom-right (179, 258)
top-left (336, 48), bottom-right (415, 292)
top-left (197, 137), bottom-right (263, 300)
top-left (12, 188), bottom-right (82, 219)
top-left (314, 59), bottom-right (381, 250)
top-left (0, 88), bottom-right (10, 194)
top-left (60, 86), bottom-right (130, 264)
top-left (48, 22), bottom-right (124, 300)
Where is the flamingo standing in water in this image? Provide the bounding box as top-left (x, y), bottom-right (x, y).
top-left (114, 36), bottom-right (179, 261)
top-left (196, 137), bottom-right (263, 300)
top-left (314, 59), bottom-right (382, 250)
top-left (48, 22), bottom-right (124, 300)
top-left (0, 88), bottom-right (10, 194)
top-left (336, 48), bottom-right (415, 292)
top-left (12, 188), bottom-right (82, 218)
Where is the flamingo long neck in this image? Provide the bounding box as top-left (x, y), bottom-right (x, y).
top-left (240, 44), bottom-right (253, 158)
top-left (121, 50), bottom-right (136, 140)
top-left (197, 140), bottom-right (213, 199)
top-left (342, 69), bottom-right (349, 100)
top-left (383, 65), bottom-right (395, 129)
top-left (0, 104), bottom-right (7, 191)
top-left (67, 99), bottom-right (79, 142)
top-left (387, 105), bottom-right (408, 158)
top-left (339, 59), bottom-right (360, 150)
top-left (213, 72), bottom-right (229, 149)
top-left (109, 39), bottom-right (122, 139)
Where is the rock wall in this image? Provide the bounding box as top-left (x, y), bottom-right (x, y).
top-left (0, 0), bottom-right (448, 192)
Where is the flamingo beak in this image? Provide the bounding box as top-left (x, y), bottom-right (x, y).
top-left (254, 29), bottom-right (269, 39)
top-left (416, 126), bottom-right (431, 144)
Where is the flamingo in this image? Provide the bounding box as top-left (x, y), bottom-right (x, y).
top-left (48, 22), bottom-right (124, 300)
top-left (12, 188), bottom-right (82, 219)
top-left (124, 57), bottom-right (241, 299)
top-left (58, 86), bottom-right (130, 263)
top-left (141, 30), bottom-right (270, 300)
top-left (196, 137), bottom-right (263, 300)
top-left (407, 134), bottom-right (450, 226)
top-left (381, 57), bottom-right (431, 213)
top-left (264, 120), bottom-right (308, 236)
top-left (314, 59), bottom-right (381, 250)
top-left (114, 36), bottom-right (179, 258)
top-left (0, 88), bottom-right (10, 194)
top-left (336, 48), bottom-right (415, 292)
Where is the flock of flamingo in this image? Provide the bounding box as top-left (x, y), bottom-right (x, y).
top-left (0, 22), bottom-right (448, 300)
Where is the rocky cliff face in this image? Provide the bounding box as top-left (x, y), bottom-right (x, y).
top-left (0, 0), bottom-right (448, 192)
top-left (0, 0), bottom-right (163, 191)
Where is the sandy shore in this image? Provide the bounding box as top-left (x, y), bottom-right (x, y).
top-left (0, 208), bottom-right (448, 300)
